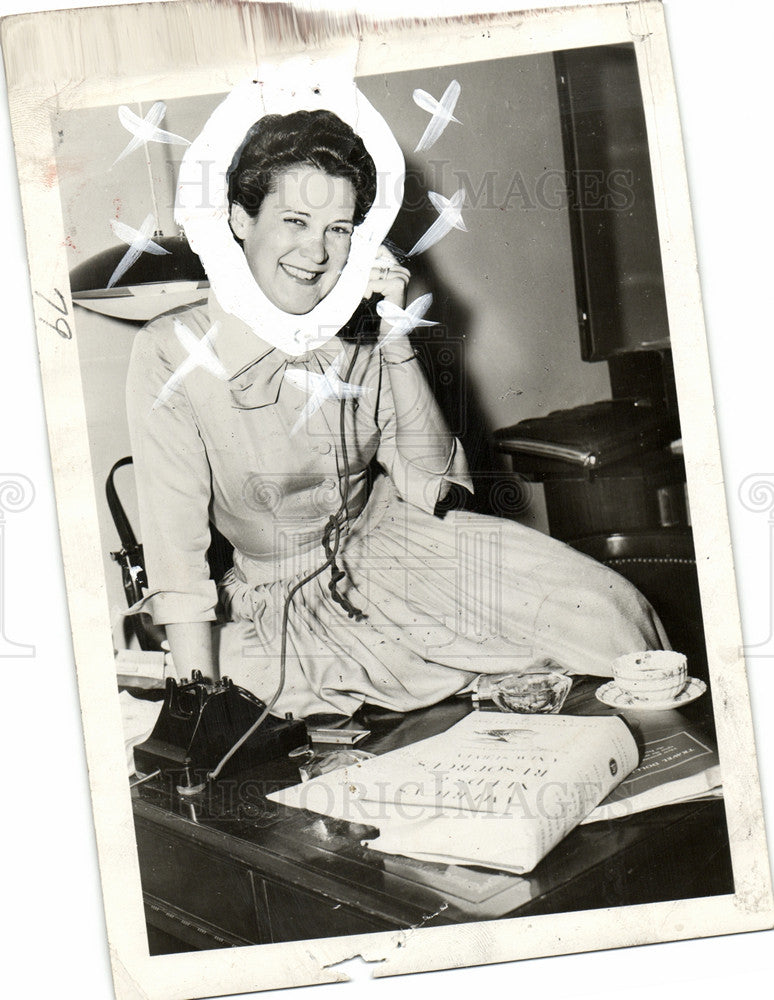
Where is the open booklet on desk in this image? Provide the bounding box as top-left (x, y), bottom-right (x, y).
top-left (583, 709), bottom-right (722, 824)
top-left (268, 711), bottom-right (640, 875)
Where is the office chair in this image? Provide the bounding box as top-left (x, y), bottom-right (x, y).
top-left (107, 456), bottom-right (234, 657)
top-left (568, 527), bottom-right (709, 688)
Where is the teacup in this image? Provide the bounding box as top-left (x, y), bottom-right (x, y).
top-left (611, 650), bottom-right (688, 703)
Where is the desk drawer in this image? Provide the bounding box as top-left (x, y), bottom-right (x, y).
top-left (265, 881), bottom-right (391, 942)
top-left (135, 820), bottom-right (270, 945)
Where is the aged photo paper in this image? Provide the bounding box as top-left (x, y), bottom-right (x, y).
top-left (1, 1), bottom-right (772, 998)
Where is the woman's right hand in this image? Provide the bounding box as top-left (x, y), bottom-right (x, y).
top-left (365, 246), bottom-right (410, 309)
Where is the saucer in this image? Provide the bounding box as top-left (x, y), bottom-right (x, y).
top-left (595, 677), bottom-right (707, 711)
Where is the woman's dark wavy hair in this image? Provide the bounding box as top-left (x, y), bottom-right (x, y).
top-left (227, 110), bottom-right (377, 226)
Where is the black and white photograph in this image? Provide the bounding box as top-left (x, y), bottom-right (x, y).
top-left (1, 2), bottom-right (772, 999)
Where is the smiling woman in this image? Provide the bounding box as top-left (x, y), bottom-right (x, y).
top-left (125, 91), bottom-right (669, 719)
top-left (231, 170), bottom-right (356, 314)
top-left (227, 110), bottom-right (372, 315)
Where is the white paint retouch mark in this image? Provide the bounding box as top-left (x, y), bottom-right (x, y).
top-left (107, 213), bottom-right (171, 289)
top-left (375, 293), bottom-right (437, 351)
top-left (407, 188), bottom-right (467, 257)
top-left (113, 101), bottom-right (190, 166)
top-left (284, 352), bottom-right (372, 436)
top-left (413, 80), bottom-right (461, 153)
top-left (152, 319), bottom-right (227, 411)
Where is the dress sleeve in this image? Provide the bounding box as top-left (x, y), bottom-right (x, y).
top-left (374, 356), bottom-right (474, 516)
top-left (125, 319), bottom-right (217, 625)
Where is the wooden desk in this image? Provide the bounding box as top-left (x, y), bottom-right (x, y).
top-left (131, 680), bottom-right (733, 954)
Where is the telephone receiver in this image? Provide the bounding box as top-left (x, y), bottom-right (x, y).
top-left (133, 671), bottom-right (308, 786)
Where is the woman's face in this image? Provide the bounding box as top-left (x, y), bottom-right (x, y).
top-left (230, 166), bottom-right (357, 315)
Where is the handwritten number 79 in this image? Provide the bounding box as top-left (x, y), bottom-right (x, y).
top-left (36, 288), bottom-right (72, 340)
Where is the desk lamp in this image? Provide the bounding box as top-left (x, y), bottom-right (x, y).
top-left (68, 100), bottom-right (209, 323)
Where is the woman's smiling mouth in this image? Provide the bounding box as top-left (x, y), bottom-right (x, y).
top-left (280, 262), bottom-right (323, 283)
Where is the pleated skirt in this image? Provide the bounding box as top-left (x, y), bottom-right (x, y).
top-left (215, 476), bottom-right (668, 717)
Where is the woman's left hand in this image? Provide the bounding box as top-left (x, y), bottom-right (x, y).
top-left (364, 247), bottom-right (410, 308)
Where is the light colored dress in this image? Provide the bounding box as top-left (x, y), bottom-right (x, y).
top-left (126, 293), bottom-right (668, 717)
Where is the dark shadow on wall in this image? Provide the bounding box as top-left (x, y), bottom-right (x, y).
top-left (386, 157), bottom-right (517, 519)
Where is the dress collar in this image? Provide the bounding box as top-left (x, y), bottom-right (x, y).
top-left (208, 292), bottom-right (343, 410)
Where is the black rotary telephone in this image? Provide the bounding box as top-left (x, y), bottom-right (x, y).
top-left (133, 671), bottom-right (308, 786)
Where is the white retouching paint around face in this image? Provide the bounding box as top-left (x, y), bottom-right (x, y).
top-left (175, 55), bottom-right (405, 358)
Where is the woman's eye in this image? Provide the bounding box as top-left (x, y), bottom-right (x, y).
top-left (284, 217), bottom-right (306, 227)
top-left (330, 225), bottom-right (353, 236)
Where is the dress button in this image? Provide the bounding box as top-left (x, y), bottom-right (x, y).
top-left (319, 442), bottom-right (332, 455)
top-left (322, 478), bottom-right (336, 490)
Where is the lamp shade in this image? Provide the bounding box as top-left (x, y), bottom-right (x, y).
top-left (69, 233), bottom-right (209, 322)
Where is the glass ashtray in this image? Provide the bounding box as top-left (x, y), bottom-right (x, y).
top-left (490, 669), bottom-right (573, 714)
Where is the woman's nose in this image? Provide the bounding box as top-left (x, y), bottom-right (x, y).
top-left (300, 231), bottom-right (328, 264)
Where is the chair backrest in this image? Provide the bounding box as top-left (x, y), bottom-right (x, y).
top-left (106, 456), bottom-right (234, 649)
